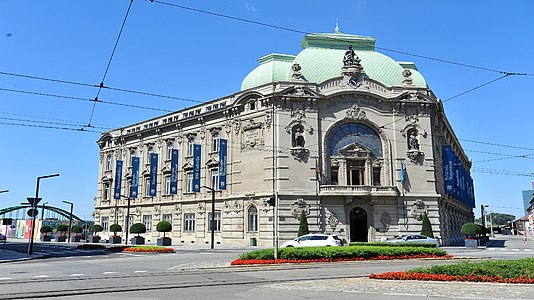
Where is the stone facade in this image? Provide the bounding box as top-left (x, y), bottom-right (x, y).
top-left (94, 33), bottom-right (474, 246)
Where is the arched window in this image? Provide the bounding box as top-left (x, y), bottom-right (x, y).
top-left (327, 123), bottom-right (382, 157)
top-left (247, 206), bottom-right (258, 232)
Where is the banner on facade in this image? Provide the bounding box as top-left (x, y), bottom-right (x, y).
top-left (130, 156), bottom-right (140, 198)
top-left (113, 160), bottom-right (123, 200)
top-left (442, 145), bottom-right (455, 194)
top-left (399, 161), bottom-right (405, 183)
top-left (218, 139), bottom-right (227, 190)
top-left (149, 153), bottom-right (158, 196)
top-left (442, 145), bottom-right (475, 208)
top-left (193, 144), bottom-right (201, 192)
top-left (170, 149), bottom-right (179, 194)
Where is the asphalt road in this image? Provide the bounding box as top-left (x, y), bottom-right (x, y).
top-left (0, 234), bottom-right (533, 299)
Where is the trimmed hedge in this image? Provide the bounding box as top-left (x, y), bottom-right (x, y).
top-left (411, 258), bottom-right (534, 279)
top-left (238, 246), bottom-right (447, 261)
top-left (349, 242), bottom-right (437, 248)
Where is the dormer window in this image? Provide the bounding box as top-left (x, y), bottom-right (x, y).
top-left (249, 101), bottom-right (256, 111)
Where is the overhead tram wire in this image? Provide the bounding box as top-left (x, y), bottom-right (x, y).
top-left (87, 0), bottom-right (135, 129)
top-left (149, 0), bottom-right (534, 77)
top-left (0, 71), bottom-right (205, 105)
top-left (0, 110), bottom-right (116, 128)
top-left (0, 121), bottom-right (103, 133)
top-left (0, 87), bottom-right (174, 113)
top-left (0, 116), bottom-right (112, 130)
top-left (443, 74), bottom-right (510, 102)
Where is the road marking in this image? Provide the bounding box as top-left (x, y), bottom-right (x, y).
top-left (525, 249), bottom-right (533, 252)
top-left (512, 249), bottom-right (520, 251)
top-left (34, 275), bottom-right (49, 278)
top-left (487, 248), bottom-right (495, 250)
top-left (70, 274), bottom-right (84, 277)
top-left (102, 272), bottom-right (118, 275)
top-left (134, 271), bottom-right (147, 273)
top-left (65, 256), bottom-right (75, 259)
top-left (499, 248), bottom-right (507, 251)
top-left (0, 277), bottom-right (13, 280)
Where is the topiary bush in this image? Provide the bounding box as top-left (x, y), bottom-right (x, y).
top-left (421, 214), bottom-right (434, 238)
top-left (130, 223), bottom-right (146, 237)
top-left (56, 224), bottom-right (69, 235)
top-left (461, 223), bottom-right (481, 239)
top-left (156, 221), bottom-right (172, 238)
top-left (71, 225), bottom-right (83, 235)
top-left (297, 210), bottom-right (309, 237)
top-left (109, 223), bottom-right (122, 236)
top-left (89, 224), bottom-right (103, 236)
top-left (349, 242), bottom-right (437, 248)
top-left (40, 225), bottom-right (53, 235)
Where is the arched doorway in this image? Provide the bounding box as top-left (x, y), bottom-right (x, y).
top-left (350, 207), bottom-right (368, 242)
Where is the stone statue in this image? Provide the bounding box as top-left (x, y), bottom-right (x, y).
top-left (294, 127), bottom-right (305, 147)
top-left (408, 131), bottom-right (419, 150)
top-left (343, 45), bottom-right (357, 66)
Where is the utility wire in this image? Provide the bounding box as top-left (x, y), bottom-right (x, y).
top-left (0, 87), bottom-right (174, 113)
top-left (149, 0), bottom-right (534, 76)
top-left (0, 121), bottom-right (102, 133)
top-left (0, 110), bottom-right (116, 128)
top-left (0, 116), bottom-right (112, 130)
top-left (88, 0), bottom-right (135, 128)
top-left (443, 74), bottom-right (510, 102)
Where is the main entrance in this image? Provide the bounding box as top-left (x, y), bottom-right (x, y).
top-left (350, 207), bottom-right (368, 242)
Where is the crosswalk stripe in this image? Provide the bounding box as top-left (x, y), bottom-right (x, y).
top-left (0, 277), bottom-right (13, 280)
top-left (34, 275), bottom-right (49, 278)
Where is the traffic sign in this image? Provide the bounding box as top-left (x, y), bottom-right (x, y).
top-left (9, 225), bottom-right (16, 229)
top-left (26, 197), bottom-right (42, 207)
top-left (27, 208), bottom-right (39, 217)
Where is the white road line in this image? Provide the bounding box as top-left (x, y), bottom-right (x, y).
top-left (102, 272), bottom-right (118, 275)
top-left (524, 249), bottom-right (533, 252)
top-left (134, 271), bottom-right (147, 273)
top-left (65, 256), bottom-right (75, 259)
top-left (70, 274), bottom-right (84, 277)
top-left (34, 275), bottom-right (49, 278)
top-left (512, 249), bottom-right (520, 251)
top-left (0, 277), bottom-right (13, 280)
top-left (499, 248), bottom-right (507, 251)
top-left (487, 248), bottom-right (495, 251)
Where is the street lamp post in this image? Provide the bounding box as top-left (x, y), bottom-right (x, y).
top-left (63, 201), bottom-right (74, 243)
top-left (203, 185), bottom-right (216, 250)
top-left (40, 202), bottom-right (48, 242)
top-left (121, 195), bottom-right (131, 246)
top-left (28, 173), bottom-right (59, 256)
top-left (489, 211), bottom-right (495, 237)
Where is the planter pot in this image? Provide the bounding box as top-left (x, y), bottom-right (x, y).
top-left (464, 239), bottom-right (478, 248)
top-left (157, 237), bottom-right (172, 246)
top-left (109, 236), bottom-right (122, 244)
top-left (130, 236), bottom-right (145, 245)
top-left (72, 236), bottom-right (81, 243)
top-left (55, 236), bottom-right (67, 242)
top-left (88, 236), bottom-right (101, 243)
top-left (42, 235), bottom-right (52, 242)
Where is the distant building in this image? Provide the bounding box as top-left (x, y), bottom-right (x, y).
top-left (94, 30), bottom-right (475, 246)
top-left (522, 190), bottom-right (534, 214)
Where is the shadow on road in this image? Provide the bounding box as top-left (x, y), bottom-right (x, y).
top-left (488, 239), bottom-right (506, 247)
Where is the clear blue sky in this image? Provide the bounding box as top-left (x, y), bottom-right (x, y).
top-left (1, 1), bottom-right (533, 220)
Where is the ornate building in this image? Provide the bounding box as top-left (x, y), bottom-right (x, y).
top-left (95, 30), bottom-right (474, 246)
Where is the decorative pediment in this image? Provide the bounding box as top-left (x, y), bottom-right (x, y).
top-left (345, 104), bottom-right (367, 120)
top-left (182, 159), bottom-right (193, 170)
top-left (339, 143), bottom-right (372, 158)
top-left (276, 85), bottom-right (320, 98)
top-left (205, 156), bottom-right (219, 167)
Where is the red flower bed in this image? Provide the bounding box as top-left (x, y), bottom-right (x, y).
top-left (369, 272), bottom-right (534, 284)
top-left (123, 247), bottom-right (174, 253)
top-left (231, 254), bottom-right (451, 265)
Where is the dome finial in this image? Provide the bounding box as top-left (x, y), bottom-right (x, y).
top-left (335, 18), bottom-right (340, 33)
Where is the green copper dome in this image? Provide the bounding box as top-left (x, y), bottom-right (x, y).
top-left (240, 32), bottom-right (427, 91)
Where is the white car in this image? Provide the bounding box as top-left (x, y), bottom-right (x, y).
top-left (387, 234), bottom-right (439, 246)
top-left (280, 234), bottom-right (343, 248)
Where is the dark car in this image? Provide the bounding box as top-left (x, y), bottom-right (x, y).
top-left (0, 233), bottom-right (6, 241)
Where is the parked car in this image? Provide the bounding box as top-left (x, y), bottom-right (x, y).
top-left (280, 233), bottom-right (344, 248)
top-left (387, 234), bottom-right (439, 245)
top-left (0, 233), bottom-right (6, 241)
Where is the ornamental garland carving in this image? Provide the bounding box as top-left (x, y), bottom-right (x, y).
top-left (411, 199), bottom-right (427, 221)
top-left (173, 204), bottom-right (182, 216)
top-left (224, 200), bottom-right (242, 214)
top-left (291, 199), bottom-right (310, 219)
top-left (264, 112), bottom-right (272, 129)
top-left (232, 119), bottom-right (241, 135)
top-left (197, 202), bottom-right (205, 215)
top-left (345, 104), bottom-right (367, 120)
top-left (327, 213), bottom-right (339, 230)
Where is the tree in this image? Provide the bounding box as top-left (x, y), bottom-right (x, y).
top-left (56, 224), bottom-right (69, 236)
top-left (297, 210), bottom-right (309, 237)
top-left (130, 223), bottom-right (146, 237)
top-left (40, 225), bottom-right (53, 236)
top-left (420, 214), bottom-right (434, 238)
top-left (461, 223), bottom-right (481, 239)
top-left (156, 221), bottom-right (172, 238)
top-left (71, 225), bottom-right (83, 236)
top-left (109, 224), bottom-right (122, 236)
top-left (89, 224), bottom-right (103, 236)
top-left (487, 213), bottom-right (516, 226)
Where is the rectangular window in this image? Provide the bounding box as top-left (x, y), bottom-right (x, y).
top-left (103, 183), bottom-right (110, 200)
top-left (188, 140), bottom-right (195, 156)
top-left (185, 172), bottom-right (193, 193)
top-left (184, 213), bottom-right (195, 231)
top-left (106, 155), bottom-right (112, 171)
top-left (101, 216), bottom-right (109, 231)
top-left (212, 133), bottom-right (220, 152)
top-left (166, 145), bottom-right (173, 160)
top-left (208, 211), bottom-right (221, 232)
top-left (372, 167), bottom-right (381, 186)
top-left (124, 215), bottom-right (134, 231)
top-left (210, 168), bottom-right (219, 190)
top-left (331, 167), bottom-right (339, 185)
top-left (165, 176), bottom-right (171, 195)
top-left (143, 215), bottom-right (152, 231)
top-left (162, 213), bottom-right (172, 224)
top-left (145, 177), bottom-right (151, 197)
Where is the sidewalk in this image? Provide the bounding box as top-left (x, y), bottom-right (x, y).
top-left (0, 249), bottom-right (38, 263)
